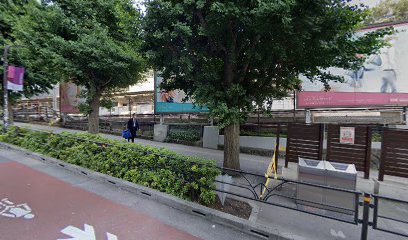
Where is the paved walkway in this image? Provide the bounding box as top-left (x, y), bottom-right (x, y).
top-left (0, 146), bottom-right (259, 240)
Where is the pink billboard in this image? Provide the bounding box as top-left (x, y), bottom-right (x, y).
top-left (297, 92), bottom-right (408, 108)
top-left (299, 22), bottom-right (408, 108)
top-left (60, 82), bottom-right (81, 113)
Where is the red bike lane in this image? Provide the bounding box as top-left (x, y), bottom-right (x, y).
top-left (0, 161), bottom-right (199, 240)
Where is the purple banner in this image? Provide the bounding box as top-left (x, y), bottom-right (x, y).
top-left (7, 65), bottom-right (25, 91)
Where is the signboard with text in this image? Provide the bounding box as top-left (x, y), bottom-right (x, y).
top-left (154, 72), bottom-right (208, 113)
top-left (340, 127), bottom-right (355, 144)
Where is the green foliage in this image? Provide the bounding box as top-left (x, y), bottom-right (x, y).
top-left (239, 130), bottom-right (287, 138)
top-left (143, 0), bottom-right (393, 128)
top-left (372, 133), bottom-right (382, 142)
top-left (100, 98), bottom-right (115, 110)
top-left (167, 131), bottom-right (201, 142)
top-left (0, 0), bottom-right (58, 102)
top-left (166, 125), bottom-right (201, 142)
top-left (0, 126), bottom-right (219, 204)
top-left (77, 102), bottom-right (93, 116)
top-left (13, 0), bottom-right (147, 132)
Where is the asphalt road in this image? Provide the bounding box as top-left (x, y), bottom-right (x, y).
top-left (0, 146), bottom-right (259, 240)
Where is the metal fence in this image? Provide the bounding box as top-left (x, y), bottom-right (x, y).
top-left (379, 128), bottom-right (408, 181)
top-left (372, 195), bottom-right (408, 238)
top-left (216, 167), bottom-right (360, 225)
top-left (285, 123), bottom-right (324, 167)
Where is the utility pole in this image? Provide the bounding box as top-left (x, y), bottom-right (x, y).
top-left (2, 45), bottom-right (11, 133)
top-left (293, 91), bottom-right (296, 123)
top-left (2, 45), bottom-right (22, 132)
top-left (128, 96), bottom-right (132, 118)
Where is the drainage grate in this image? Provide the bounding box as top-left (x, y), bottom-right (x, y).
top-left (141, 191), bottom-right (152, 197)
top-left (250, 230), bottom-right (269, 239)
top-left (192, 210), bottom-right (206, 217)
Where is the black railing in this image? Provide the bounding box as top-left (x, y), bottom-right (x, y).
top-left (215, 167), bottom-right (360, 225)
top-left (372, 194), bottom-right (408, 238)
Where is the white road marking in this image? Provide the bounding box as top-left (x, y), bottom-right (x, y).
top-left (330, 229), bottom-right (346, 239)
top-left (107, 232), bottom-right (118, 240)
top-left (58, 224), bottom-right (95, 240)
top-left (58, 224), bottom-right (118, 240)
top-left (0, 198), bottom-right (34, 219)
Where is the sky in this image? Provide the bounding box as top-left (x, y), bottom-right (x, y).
top-left (133, 0), bottom-right (146, 13)
top-left (351, 0), bottom-right (383, 7)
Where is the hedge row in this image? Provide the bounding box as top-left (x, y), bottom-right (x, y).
top-left (0, 127), bottom-right (220, 205)
top-left (166, 125), bottom-right (202, 142)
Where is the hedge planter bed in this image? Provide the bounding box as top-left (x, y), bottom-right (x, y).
top-left (0, 126), bottom-right (254, 220)
top-left (0, 126), bottom-right (219, 205)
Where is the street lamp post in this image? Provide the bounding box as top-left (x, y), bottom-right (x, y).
top-left (2, 45), bottom-right (12, 133)
top-left (2, 45), bottom-right (22, 133)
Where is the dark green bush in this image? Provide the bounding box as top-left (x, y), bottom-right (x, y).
top-left (167, 131), bottom-right (201, 142)
top-left (166, 125), bottom-right (201, 142)
top-left (0, 126), bottom-right (219, 205)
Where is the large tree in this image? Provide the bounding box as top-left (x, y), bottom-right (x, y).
top-left (143, 0), bottom-right (392, 169)
top-left (1, 0), bottom-right (58, 122)
top-left (15, 0), bottom-right (146, 133)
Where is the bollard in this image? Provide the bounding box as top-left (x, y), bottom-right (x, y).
top-left (373, 179), bottom-right (380, 194)
top-left (360, 193), bottom-right (371, 240)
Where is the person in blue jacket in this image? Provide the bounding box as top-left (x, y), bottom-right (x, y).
top-left (127, 113), bottom-right (139, 143)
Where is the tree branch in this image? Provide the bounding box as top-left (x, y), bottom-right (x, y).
top-left (238, 34), bottom-right (261, 83)
top-left (101, 77), bottom-right (113, 87)
top-left (195, 10), bottom-right (227, 54)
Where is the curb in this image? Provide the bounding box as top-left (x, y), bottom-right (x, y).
top-left (0, 141), bottom-right (293, 240)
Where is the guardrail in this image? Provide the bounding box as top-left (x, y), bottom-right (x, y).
top-left (215, 167), bottom-right (360, 225)
top-left (372, 194), bottom-right (408, 238)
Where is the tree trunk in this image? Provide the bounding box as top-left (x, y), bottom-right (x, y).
top-left (88, 92), bottom-right (101, 134)
top-left (223, 123), bottom-right (240, 170)
top-left (8, 100), bottom-right (14, 124)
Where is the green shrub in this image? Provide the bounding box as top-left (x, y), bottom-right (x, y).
top-left (0, 126), bottom-right (219, 204)
top-left (167, 131), bottom-right (201, 142)
top-left (372, 133), bottom-right (382, 142)
top-left (166, 125), bottom-right (201, 142)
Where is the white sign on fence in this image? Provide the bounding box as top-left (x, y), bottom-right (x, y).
top-left (340, 127), bottom-right (355, 144)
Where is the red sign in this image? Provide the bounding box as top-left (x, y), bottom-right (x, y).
top-left (340, 127), bottom-right (355, 144)
top-left (297, 91), bottom-right (408, 108)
